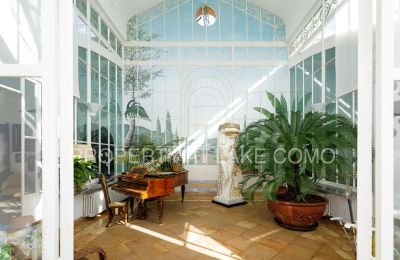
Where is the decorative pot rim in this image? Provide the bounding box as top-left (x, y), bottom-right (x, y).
top-left (267, 195), bottom-right (328, 207)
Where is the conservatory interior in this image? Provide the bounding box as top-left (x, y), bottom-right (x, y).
top-left (1, 0), bottom-right (399, 259)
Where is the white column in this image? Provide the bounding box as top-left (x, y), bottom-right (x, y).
top-left (59, 0), bottom-right (74, 259)
top-left (41, 0), bottom-right (60, 258)
top-left (356, 0), bottom-right (373, 258)
top-left (375, 0), bottom-right (394, 258)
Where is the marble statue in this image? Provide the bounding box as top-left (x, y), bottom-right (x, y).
top-left (213, 123), bottom-right (246, 207)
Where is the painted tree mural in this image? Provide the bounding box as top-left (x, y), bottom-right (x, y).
top-left (123, 27), bottom-right (163, 150)
top-left (166, 111), bottom-right (172, 143)
top-left (155, 117), bottom-right (162, 145)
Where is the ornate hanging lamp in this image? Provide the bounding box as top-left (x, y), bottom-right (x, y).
top-left (195, 5), bottom-right (217, 27)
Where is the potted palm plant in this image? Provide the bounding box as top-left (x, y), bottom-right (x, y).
top-left (236, 92), bottom-right (356, 231)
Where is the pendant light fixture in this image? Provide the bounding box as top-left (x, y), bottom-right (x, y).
top-left (196, 5), bottom-right (217, 27)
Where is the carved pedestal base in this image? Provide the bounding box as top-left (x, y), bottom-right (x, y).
top-left (212, 196), bottom-right (247, 208)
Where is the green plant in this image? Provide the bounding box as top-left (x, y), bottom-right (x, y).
top-left (74, 156), bottom-right (98, 192)
top-left (236, 92), bottom-right (357, 202)
top-left (0, 244), bottom-right (11, 259)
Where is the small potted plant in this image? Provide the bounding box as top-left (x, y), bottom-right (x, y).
top-left (74, 156), bottom-right (98, 193)
top-left (171, 152), bottom-right (183, 172)
top-left (236, 92), bottom-right (356, 231)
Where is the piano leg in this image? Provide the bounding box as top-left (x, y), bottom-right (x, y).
top-left (157, 199), bottom-right (164, 224)
top-left (137, 199), bottom-right (148, 220)
top-left (181, 185), bottom-right (185, 202)
top-left (130, 197), bottom-right (134, 215)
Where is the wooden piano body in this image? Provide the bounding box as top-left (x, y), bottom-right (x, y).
top-left (111, 171), bottom-right (188, 223)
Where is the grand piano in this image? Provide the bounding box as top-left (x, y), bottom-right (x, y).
top-left (111, 168), bottom-right (188, 223)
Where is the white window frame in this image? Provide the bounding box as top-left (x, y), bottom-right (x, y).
top-left (373, 0), bottom-right (395, 259)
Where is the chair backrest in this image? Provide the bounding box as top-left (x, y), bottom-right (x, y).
top-left (100, 175), bottom-right (111, 208)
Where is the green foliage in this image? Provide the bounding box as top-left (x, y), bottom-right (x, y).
top-left (237, 92), bottom-right (357, 202)
top-left (74, 156), bottom-right (98, 192)
top-left (0, 244), bottom-right (11, 260)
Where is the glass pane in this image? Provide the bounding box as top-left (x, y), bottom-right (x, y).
top-left (296, 62), bottom-right (303, 113)
top-left (138, 22), bottom-right (151, 41)
top-left (91, 111), bottom-right (100, 144)
top-left (261, 22), bottom-right (274, 42)
top-left (325, 48), bottom-right (336, 103)
top-left (100, 77), bottom-right (108, 106)
top-left (100, 19), bottom-right (108, 40)
top-left (78, 59), bottom-right (87, 102)
top-left (109, 31), bottom-right (116, 50)
top-left (179, 2), bottom-right (192, 41)
top-left (77, 101), bottom-right (87, 141)
top-left (76, 0), bottom-right (87, 17)
top-left (234, 8), bottom-right (246, 41)
top-left (100, 56), bottom-right (108, 78)
top-left (313, 52), bottom-right (322, 104)
top-left (151, 15), bottom-right (165, 41)
top-left (338, 92), bottom-right (353, 121)
top-left (0, 1), bottom-right (41, 64)
top-left (220, 1), bottom-right (233, 41)
top-left (304, 56), bottom-right (312, 113)
top-left (290, 67), bottom-right (296, 112)
top-left (91, 51), bottom-right (99, 71)
top-left (109, 83), bottom-right (116, 115)
top-left (25, 80), bottom-right (38, 137)
top-left (165, 8), bottom-right (179, 41)
top-left (76, 17), bottom-right (87, 36)
top-left (90, 5), bottom-right (99, 30)
top-left (78, 47), bottom-right (87, 61)
top-left (247, 15), bottom-right (260, 41)
top-left (91, 70), bottom-right (99, 103)
top-left (117, 41), bottom-right (123, 57)
top-left (0, 78), bottom-right (42, 259)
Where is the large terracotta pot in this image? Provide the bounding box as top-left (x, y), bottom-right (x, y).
top-left (267, 196), bottom-right (327, 231)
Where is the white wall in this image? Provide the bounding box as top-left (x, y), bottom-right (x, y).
top-left (186, 165), bottom-right (218, 181)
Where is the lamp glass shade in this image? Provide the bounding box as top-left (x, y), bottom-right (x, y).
top-left (196, 6), bottom-right (217, 27)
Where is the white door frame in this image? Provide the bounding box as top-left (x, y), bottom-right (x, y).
top-left (41, 0), bottom-right (74, 259)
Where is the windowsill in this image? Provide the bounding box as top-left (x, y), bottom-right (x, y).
top-left (316, 182), bottom-right (357, 199)
top-left (74, 179), bottom-right (117, 196)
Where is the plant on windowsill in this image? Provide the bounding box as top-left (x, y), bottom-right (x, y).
top-left (74, 156), bottom-right (98, 193)
top-left (236, 92), bottom-right (357, 231)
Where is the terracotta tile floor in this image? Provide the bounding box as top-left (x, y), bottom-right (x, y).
top-left (74, 193), bottom-right (355, 260)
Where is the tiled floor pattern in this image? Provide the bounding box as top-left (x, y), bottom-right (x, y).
top-left (74, 193), bottom-right (355, 260)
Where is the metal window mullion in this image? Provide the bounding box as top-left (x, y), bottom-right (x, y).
top-left (21, 78), bottom-right (26, 198)
top-left (321, 0), bottom-right (326, 107)
top-left (352, 90), bottom-right (356, 188)
top-left (87, 47), bottom-right (91, 144)
top-left (107, 60), bottom-right (110, 176)
top-left (302, 61), bottom-right (305, 117)
top-left (335, 94), bottom-right (339, 184)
